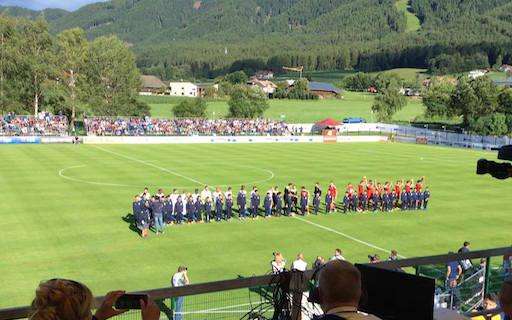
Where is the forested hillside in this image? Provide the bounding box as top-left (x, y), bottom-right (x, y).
top-left (1, 0), bottom-right (512, 79)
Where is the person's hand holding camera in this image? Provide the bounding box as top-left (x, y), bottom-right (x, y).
top-left (140, 298), bottom-right (160, 320)
top-left (94, 290), bottom-right (127, 320)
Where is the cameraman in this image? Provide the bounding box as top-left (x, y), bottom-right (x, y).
top-left (172, 266), bottom-right (190, 320)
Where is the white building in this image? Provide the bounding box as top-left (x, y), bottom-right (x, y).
top-left (169, 82), bottom-right (199, 97)
top-left (468, 70), bottom-right (487, 79)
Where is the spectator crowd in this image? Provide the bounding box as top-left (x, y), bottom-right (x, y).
top-left (84, 117), bottom-right (291, 136)
top-left (0, 112), bottom-right (68, 136)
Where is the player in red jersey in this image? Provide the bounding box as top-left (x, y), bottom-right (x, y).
top-left (358, 180), bottom-right (365, 197)
top-left (384, 181), bottom-right (391, 193)
top-left (328, 182), bottom-right (338, 211)
top-left (366, 180), bottom-right (374, 199)
top-left (347, 183), bottom-right (355, 197)
top-left (415, 176), bottom-right (424, 193)
top-left (405, 180), bottom-right (412, 193)
top-left (394, 180), bottom-right (402, 207)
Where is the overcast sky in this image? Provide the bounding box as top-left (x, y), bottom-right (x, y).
top-left (0, 0), bottom-right (107, 11)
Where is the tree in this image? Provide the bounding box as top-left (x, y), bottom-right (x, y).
top-left (469, 113), bottom-right (508, 136)
top-left (55, 28), bottom-right (88, 131)
top-left (371, 87), bottom-right (407, 122)
top-left (82, 36), bottom-right (147, 116)
top-left (224, 71), bottom-right (248, 84)
top-left (173, 98), bottom-right (207, 118)
top-left (423, 79), bottom-right (456, 118)
top-left (227, 85), bottom-right (269, 118)
top-left (18, 18), bottom-right (54, 115)
top-left (498, 88), bottom-right (512, 114)
top-left (449, 76), bottom-right (499, 127)
top-left (341, 72), bottom-right (374, 91)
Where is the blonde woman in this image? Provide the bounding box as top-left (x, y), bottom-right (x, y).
top-left (30, 279), bottom-right (160, 320)
top-left (271, 252), bottom-right (286, 273)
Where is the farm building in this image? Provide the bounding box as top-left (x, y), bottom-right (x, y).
top-left (169, 82), bottom-right (200, 97)
top-left (254, 70), bottom-right (274, 80)
top-left (247, 78), bottom-right (277, 96)
top-left (139, 75), bottom-right (167, 95)
top-left (308, 81), bottom-right (342, 98)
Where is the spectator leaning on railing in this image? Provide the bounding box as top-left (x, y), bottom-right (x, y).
top-left (29, 279), bottom-right (160, 320)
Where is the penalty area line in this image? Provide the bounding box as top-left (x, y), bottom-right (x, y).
top-left (292, 216), bottom-right (406, 258)
top-left (91, 145), bottom-right (206, 186)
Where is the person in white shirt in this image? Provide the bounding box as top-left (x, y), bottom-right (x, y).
top-left (169, 189), bottom-right (179, 213)
top-left (172, 266), bottom-right (190, 320)
top-left (331, 248), bottom-right (346, 261)
top-left (292, 253), bottom-right (308, 271)
top-left (271, 252), bottom-right (286, 273)
top-left (200, 185), bottom-right (212, 203)
top-left (212, 187), bottom-right (222, 202)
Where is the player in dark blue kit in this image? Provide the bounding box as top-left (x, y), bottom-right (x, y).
top-left (163, 195), bottom-right (174, 224)
top-left (342, 192), bottom-right (350, 213)
top-left (237, 185), bottom-right (247, 219)
top-left (299, 186), bottom-right (309, 215)
top-left (151, 196), bottom-right (164, 235)
top-left (186, 195), bottom-right (195, 223)
top-left (371, 192), bottom-right (379, 212)
top-left (423, 187), bottom-right (430, 210)
top-left (250, 187), bottom-right (260, 219)
top-left (325, 192), bottom-right (333, 214)
top-left (350, 194), bottom-right (358, 212)
top-left (204, 197), bottom-right (212, 222)
top-left (215, 194), bottom-right (223, 221)
top-left (175, 195), bottom-right (184, 224)
top-left (264, 192), bottom-right (272, 217)
top-left (359, 192), bottom-right (368, 212)
top-left (313, 192), bottom-right (320, 215)
top-left (133, 195), bottom-right (148, 238)
top-left (417, 190), bottom-right (424, 210)
top-left (381, 192), bottom-right (389, 212)
top-left (410, 190), bottom-right (417, 210)
top-left (225, 187), bottom-right (233, 220)
top-left (401, 190), bottom-right (408, 210)
top-left (194, 189), bottom-right (202, 222)
top-left (275, 191), bottom-right (283, 216)
top-left (284, 184), bottom-right (293, 216)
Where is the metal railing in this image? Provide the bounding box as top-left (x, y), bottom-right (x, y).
top-left (2, 247), bottom-right (511, 320)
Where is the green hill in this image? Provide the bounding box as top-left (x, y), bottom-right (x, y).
top-left (1, 0), bottom-right (512, 78)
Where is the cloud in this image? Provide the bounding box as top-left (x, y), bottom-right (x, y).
top-left (0, 0), bottom-right (108, 11)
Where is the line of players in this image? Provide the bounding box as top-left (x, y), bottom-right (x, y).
top-left (131, 177), bottom-right (430, 237)
top-left (338, 177), bottom-right (430, 213)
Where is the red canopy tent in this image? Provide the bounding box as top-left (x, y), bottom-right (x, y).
top-left (315, 118), bottom-right (340, 127)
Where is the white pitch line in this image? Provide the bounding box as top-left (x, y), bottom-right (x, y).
top-left (174, 302), bottom-right (264, 315)
top-left (293, 216), bottom-right (406, 258)
top-left (92, 145), bottom-right (206, 186)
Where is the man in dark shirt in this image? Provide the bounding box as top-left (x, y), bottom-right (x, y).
top-left (251, 187), bottom-right (260, 219)
top-left (446, 256), bottom-right (462, 310)
top-left (423, 188), bottom-right (430, 210)
top-left (264, 192), bottom-right (272, 218)
top-left (151, 196), bottom-right (164, 235)
top-left (237, 185), bottom-right (247, 219)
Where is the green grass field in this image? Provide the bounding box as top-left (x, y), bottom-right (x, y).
top-left (146, 92), bottom-right (426, 123)
top-left (395, 0), bottom-right (421, 32)
top-left (1, 142), bottom-right (511, 308)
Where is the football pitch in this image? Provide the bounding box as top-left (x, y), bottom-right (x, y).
top-left (1, 142), bottom-right (511, 308)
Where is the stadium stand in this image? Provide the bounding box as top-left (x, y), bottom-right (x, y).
top-left (83, 117), bottom-right (291, 136)
top-left (0, 113), bottom-right (68, 136)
